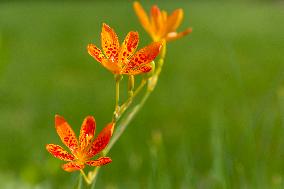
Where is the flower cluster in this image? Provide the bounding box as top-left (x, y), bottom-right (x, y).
top-left (46, 1), bottom-right (191, 185)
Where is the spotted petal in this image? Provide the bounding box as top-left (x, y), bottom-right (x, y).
top-left (87, 123), bottom-right (114, 158)
top-left (86, 157), bottom-right (112, 167)
top-left (118, 31), bottom-right (139, 65)
top-left (87, 44), bottom-right (106, 63)
top-left (101, 23), bottom-right (120, 61)
top-left (88, 44), bottom-right (120, 73)
top-left (55, 115), bottom-right (78, 153)
top-left (125, 64), bottom-right (152, 75)
top-left (62, 161), bottom-right (85, 172)
top-left (46, 144), bottom-right (75, 161)
top-left (123, 41), bottom-right (162, 74)
top-left (79, 116), bottom-right (96, 151)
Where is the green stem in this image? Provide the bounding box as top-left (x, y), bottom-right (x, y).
top-left (115, 75), bottom-right (120, 110)
top-left (117, 78), bottom-right (147, 119)
top-left (76, 173), bottom-right (82, 189)
top-left (89, 167), bottom-right (101, 189)
top-left (113, 74), bottom-right (122, 121)
top-left (104, 90), bottom-right (151, 155)
top-left (156, 43), bottom-right (167, 76)
top-left (80, 169), bottom-right (91, 185)
top-left (88, 86), bottom-right (151, 188)
top-left (128, 75), bottom-right (135, 97)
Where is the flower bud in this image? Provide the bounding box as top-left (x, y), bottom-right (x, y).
top-left (128, 75), bottom-right (135, 96)
top-left (147, 75), bottom-right (158, 91)
top-left (146, 61), bottom-right (155, 78)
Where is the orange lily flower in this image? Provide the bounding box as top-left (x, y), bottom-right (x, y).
top-left (133, 1), bottom-right (192, 42)
top-left (46, 115), bottom-right (114, 172)
top-left (87, 23), bottom-right (163, 75)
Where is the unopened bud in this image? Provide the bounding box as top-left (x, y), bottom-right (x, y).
top-left (146, 61), bottom-right (155, 78)
top-left (147, 75), bottom-right (158, 91)
top-left (160, 40), bottom-right (167, 58)
top-left (128, 75), bottom-right (135, 96)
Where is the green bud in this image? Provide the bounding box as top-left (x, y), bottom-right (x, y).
top-left (147, 75), bottom-right (158, 91)
top-left (128, 75), bottom-right (135, 96)
top-left (146, 61), bottom-right (156, 78)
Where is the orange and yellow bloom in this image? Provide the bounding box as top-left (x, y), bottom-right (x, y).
top-left (133, 1), bottom-right (192, 42)
top-left (88, 23), bottom-right (163, 75)
top-left (46, 115), bottom-right (114, 172)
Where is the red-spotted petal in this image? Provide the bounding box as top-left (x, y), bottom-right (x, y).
top-left (62, 161), bottom-right (85, 172)
top-left (87, 44), bottom-right (106, 63)
top-left (86, 157), bottom-right (112, 167)
top-left (88, 43), bottom-right (120, 73)
top-left (88, 44), bottom-right (120, 73)
top-left (46, 144), bottom-right (75, 161)
top-left (87, 123), bottom-right (114, 158)
top-left (118, 31), bottom-right (139, 66)
top-left (55, 115), bottom-right (78, 153)
top-left (126, 64), bottom-right (152, 75)
top-left (79, 116), bottom-right (96, 151)
top-left (123, 41), bottom-right (162, 74)
top-left (101, 23), bottom-right (120, 61)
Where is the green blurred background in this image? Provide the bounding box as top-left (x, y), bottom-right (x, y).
top-left (1, 0), bottom-right (284, 188)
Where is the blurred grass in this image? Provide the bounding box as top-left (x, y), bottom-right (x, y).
top-left (0, 0), bottom-right (284, 188)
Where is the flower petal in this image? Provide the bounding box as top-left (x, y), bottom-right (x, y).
top-left (46, 144), bottom-right (75, 161)
top-left (86, 157), bottom-right (112, 167)
top-left (133, 1), bottom-right (152, 34)
top-left (87, 123), bottom-right (114, 158)
top-left (166, 28), bottom-right (192, 42)
top-left (123, 41), bottom-right (162, 74)
top-left (166, 9), bottom-right (184, 32)
top-left (118, 31), bottom-right (139, 65)
top-left (62, 161), bottom-right (85, 172)
top-left (55, 115), bottom-right (78, 153)
top-left (101, 23), bottom-right (120, 61)
top-left (161, 10), bottom-right (167, 23)
top-left (160, 10), bottom-right (168, 37)
top-left (88, 44), bottom-right (120, 73)
top-left (150, 5), bottom-right (164, 36)
top-left (125, 64), bottom-right (152, 75)
top-left (79, 116), bottom-right (96, 151)
top-left (87, 44), bottom-right (106, 63)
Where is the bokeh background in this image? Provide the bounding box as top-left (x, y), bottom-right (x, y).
top-left (1, 0), bottom-right (284, 188)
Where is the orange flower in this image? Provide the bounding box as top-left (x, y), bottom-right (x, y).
top-left (46, 115), bottom-right (114, 172)
top-left (87, 23), bottom-right (163, 75)
top-left (133, 1), bottom-right (192, 42)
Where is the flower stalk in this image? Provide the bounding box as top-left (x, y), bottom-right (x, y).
top-left (81, 41), bottom-right (168, 187)
top-left (113, 74), bottom-right (122, 121)
top-left (89, 42), bottom-right (168, 188)
top-left (80, 169), bottom-right (91, 185)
